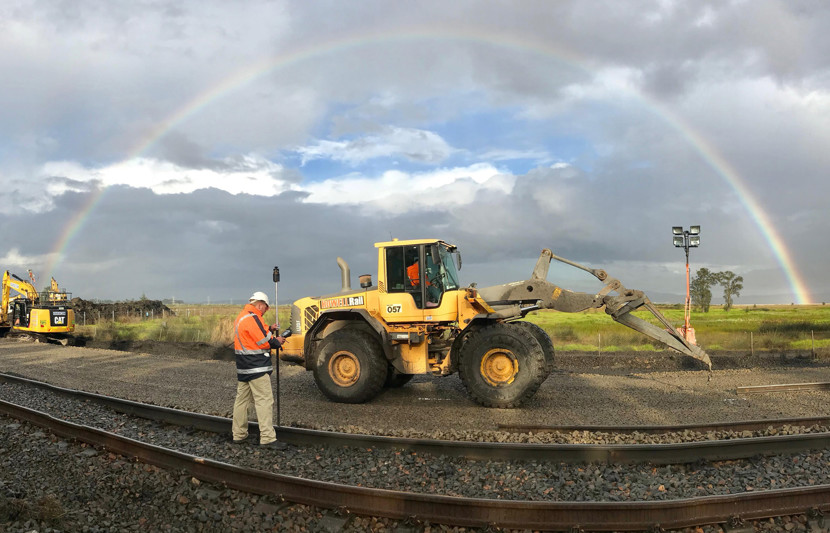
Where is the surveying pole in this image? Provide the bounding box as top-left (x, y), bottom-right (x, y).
top-left (272, 266), bottom-right (281, 427)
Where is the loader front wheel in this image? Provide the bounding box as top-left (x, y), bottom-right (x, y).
top-left (313, 329), bottom-right (388, 403)
top-left (513, 321), bottom-right (555, 372)
top-left (458, 322), bottom-right (548, 408)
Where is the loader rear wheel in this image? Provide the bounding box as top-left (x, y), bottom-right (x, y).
top-left (513, 321), bottom-right (555, 372)
top-left (458, 322), bottom-right (548, 408)
top-left (313, 329), bottom-right (387, 403)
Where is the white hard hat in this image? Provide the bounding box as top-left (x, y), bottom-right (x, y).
top-left (249, 291), bottom-right (270, 306)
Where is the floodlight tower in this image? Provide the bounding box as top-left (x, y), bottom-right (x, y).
top-left (672, 225), bottom-right (700, 343)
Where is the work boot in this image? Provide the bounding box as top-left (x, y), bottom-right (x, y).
top-left (230, 435), bottom-right (249, 445)
top-left (260, 440), bottom-right (288, 450)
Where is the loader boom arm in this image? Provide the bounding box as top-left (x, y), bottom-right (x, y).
top-left (476, 249), bottom-right (712, 370)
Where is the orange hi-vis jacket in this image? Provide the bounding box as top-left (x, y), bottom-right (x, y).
top-left (407, 262), bottom-right (420, 286)
top-left (233, 303), bottom-right (281, 382)
top-left (407, 262), bottom-right (432, 288)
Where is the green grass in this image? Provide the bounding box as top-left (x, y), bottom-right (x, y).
top-left (529, 304), bottom-right (830, 352)
top-left (77, 304), bottom-right (291, 344)
top-left (76, 302), bottom-right (830, 353)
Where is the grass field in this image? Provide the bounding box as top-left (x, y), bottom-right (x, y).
top-left (76, 303), bottom-right (830, 354)
top-left (532, 304), bottom-right (830, 353)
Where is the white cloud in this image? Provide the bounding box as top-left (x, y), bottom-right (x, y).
top-left (301, 162), bottom-right (515, 212)
top-left (34, 156), bottom-right (518, 216)
top-left (297, 126), bottom-right (454, 166)
top-left (694, 5), bottom-right (717, 28)
top-left (0, 248), bottom-right (52, 272)
top-left (40, 155), bottom-right (293, 196)
top-left (478, 148), bottom-right (553, 163)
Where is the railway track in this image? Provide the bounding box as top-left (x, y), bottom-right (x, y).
top-left (737, 382), bottom-right (830, 395)
top-left (3, 372), bottom-right (830, 464)
top-left (2, 372), bottom-right (830, 531)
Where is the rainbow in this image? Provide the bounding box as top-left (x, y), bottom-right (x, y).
top-left (652, 104), bottom-right (812, 304)
top-left (43, 27), bottom-right (812, 303)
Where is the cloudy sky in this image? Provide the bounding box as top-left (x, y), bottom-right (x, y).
top-left (1, 0), bottom-right (828, 306)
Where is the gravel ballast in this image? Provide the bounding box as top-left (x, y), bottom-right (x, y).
top-left (1, 341), bottom-right (830, 434)
top-left (1, 340), bottom-right (830, 532)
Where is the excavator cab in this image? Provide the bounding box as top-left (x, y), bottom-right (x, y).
top-left (12, 300), bottom-right (29, 327)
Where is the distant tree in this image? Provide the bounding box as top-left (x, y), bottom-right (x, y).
top-left (690, 268), bottom-right (718, 312)
top-left (717, 271), bottom-right (743, 311)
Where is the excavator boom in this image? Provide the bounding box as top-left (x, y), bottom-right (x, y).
top-left (475, 249), bottom-right (712, 369)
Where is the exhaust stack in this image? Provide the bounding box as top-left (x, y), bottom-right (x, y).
top-left (336, 257), bottom-right (351, 292)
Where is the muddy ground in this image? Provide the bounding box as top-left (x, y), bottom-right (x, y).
top-left (73, 336), bottom-right (233, 360)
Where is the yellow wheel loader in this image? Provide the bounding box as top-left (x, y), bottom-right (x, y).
top-left (279, 239), bottom-right (711, 408)
top-left (1, 271), bottom-right (75, 345)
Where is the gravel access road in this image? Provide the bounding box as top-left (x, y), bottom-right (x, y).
top-left (1, 340), bottom-right (829, 435)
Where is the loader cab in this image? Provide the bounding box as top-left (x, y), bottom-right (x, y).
top-left (378, 240), bottom-right (461, 320)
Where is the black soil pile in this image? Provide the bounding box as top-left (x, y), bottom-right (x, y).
top-left (74, 338), bottom-right (234, 361)
top-left (69, 298), bottom-right (174, 323)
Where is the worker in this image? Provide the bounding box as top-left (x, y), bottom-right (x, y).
top-left (231, 291), bottom-right (287, 449)
top-left (406, 259), bottom-right (441, 307)
top-left (406, 259), bottom-right (422, 287)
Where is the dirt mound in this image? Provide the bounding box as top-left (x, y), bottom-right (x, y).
top-left (69, 297), bottom-right (174, 324)
top-left (74, 337), bottom-right (233, 360)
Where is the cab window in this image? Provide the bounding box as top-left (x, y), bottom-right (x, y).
top-left (385, 245), bottom-right (427, 308)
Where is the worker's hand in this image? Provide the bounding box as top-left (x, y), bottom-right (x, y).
top-left (269, 324), bottom-right (278, 332)
top-left (276, 336), bottom-right (286, 345)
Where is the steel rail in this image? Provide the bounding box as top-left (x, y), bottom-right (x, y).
top-left (737, 382), bottom-right (830, 395)
top-left (497, 416), bottom-right (830, 434)
top-left (1, 397), bottom-right (829, 531)
top-left (3, 372), bottom-right (830, 465)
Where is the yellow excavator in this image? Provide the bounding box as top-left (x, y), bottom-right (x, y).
top-left (280, 239), bottom-right (711, 408)
top-left (1, 270), bottom-right (75, 345)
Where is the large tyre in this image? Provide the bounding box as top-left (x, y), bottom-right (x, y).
top-left (458, 322), bottom-right (547, 408)
top-left (513, 321), bottom-right (555, 372)
top-left (312, 329), bottom-right (388, 403)
top-left (384, 366), bottom-right (414, 388)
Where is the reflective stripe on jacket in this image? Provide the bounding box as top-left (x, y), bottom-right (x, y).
top-left (234, 303), bottom-right (277, 382)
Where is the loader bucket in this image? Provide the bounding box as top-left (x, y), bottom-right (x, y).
top-left (606, 297), bottom-right (712, 370)
top-left (542, 251), bottom-right (713, 370)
